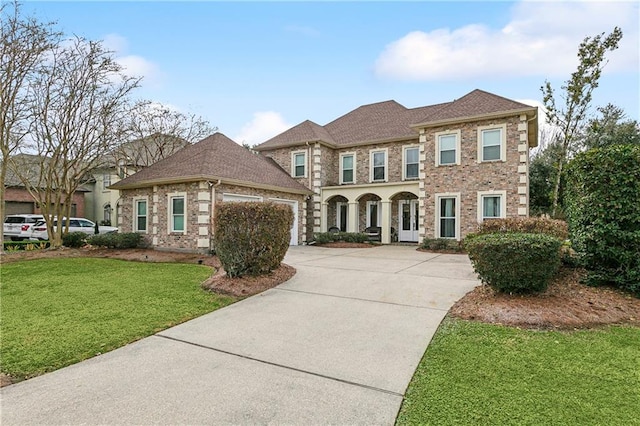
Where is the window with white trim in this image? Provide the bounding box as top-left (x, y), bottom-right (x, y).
top-left (436, 193), bottom-right (460, 239)
top-left (370, 149), bottom-right (387, 182)
top-left (292, 151), bottom-right (306, 178)
top-left (135, 199), bottom-right (147, 232)
top-left (340, 153), bottom-right (355, 184)
top-left (477, 190), bottom-right (507, 222)
top-left (404, 146), bottom-right (419, 179)
top-left (366, 201), bottom-right (381, 228)
top-left (435, 130), bottom-right (461, 166)
top-left (169, 194), bottom-right (186, 233)
top-left (478, 124), bottom-right (507, 162)
top-left (102, 174), bottom-right (111, 189)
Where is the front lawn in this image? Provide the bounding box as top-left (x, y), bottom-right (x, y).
top-left (1, 258), bottom-right (234, 381)
top-left (397, 318), bottom-right (640, 425)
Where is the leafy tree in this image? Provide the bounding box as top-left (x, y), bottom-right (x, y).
top-left (529, 141), bottom-right (565, 216)
top-left (114, 101), bottom-right (215, 174)
top-left (582, 104), bottom-right (640, 150)
top-left (11, 37), bottom-right (139, 247)
top-left (541, 27), bottom-right (622, 217)
top-left (0, 0), bottom-right (60, 244)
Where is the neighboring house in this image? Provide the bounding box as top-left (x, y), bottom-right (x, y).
top-left (4, 154), bottom-right (87, 217)
top-left (110, 132), bottom-right (312, 252)
top-left (253, 89), bottom-right (538, 244)
top-left (85, 134), bottom-right (189, 225)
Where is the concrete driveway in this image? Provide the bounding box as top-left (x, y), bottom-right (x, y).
top-left (0, 245), bottom-right (479, 425)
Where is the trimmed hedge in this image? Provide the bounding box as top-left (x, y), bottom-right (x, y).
top-left (475, 217), bottom-right (568, 241)
top-left (565, 145), bottom-right (640, 295)
top-left (62, 232), bottom-right (87, 248)
top-left (465, 233), bottom-right (562, 294)
top-left (87, 233), bottom-right (143, 249)
top-left (420, 238), bottom-right (465, 252)
top-left (314, 232), bottom-right (370, 244)
top-left (3, 240), bottom-right (50, 251)
top-left (214, 202), bottom-right (293, 278)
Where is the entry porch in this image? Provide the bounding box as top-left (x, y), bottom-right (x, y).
top-left (320, 182), bottom-right (421, 244)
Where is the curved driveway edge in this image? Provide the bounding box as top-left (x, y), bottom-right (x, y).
top-left (0, 245), bottom-right (479, 425)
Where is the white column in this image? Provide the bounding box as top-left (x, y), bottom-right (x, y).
top-left (320, 202), bottom-right (328, 233)
top-left (348, 201), bottom-right (358, 233)
top-left (381, 200), bottom-right (392, 244)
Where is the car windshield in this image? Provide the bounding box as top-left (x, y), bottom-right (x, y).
top-left (34, 220), bottom-right (46, 227)
top-left (5, 217), bottom-right (26, 224)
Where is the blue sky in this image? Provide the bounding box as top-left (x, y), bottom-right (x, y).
top-left (24, 1), bottom-right (640, 145)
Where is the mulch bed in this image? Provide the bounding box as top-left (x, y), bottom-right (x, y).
top-left (202, 264), bottom-right (296, 297)
top-left (450, 267), bottom-right (640, 330)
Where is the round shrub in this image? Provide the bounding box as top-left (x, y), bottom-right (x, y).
top-left (565, 145), bottom-right (640, 295)
top-left (475, 217), bottom-right (568, 240)
top-left (62, 231), bottom-right (87, 248)
top-left (464, 233), bottom-right (562, 294)
top-left (214, 202), bottom-right (294, 278)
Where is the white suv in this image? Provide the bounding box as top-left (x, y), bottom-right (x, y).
top-left (3, 214), bottom-right (44, 241)
top-left (29, 218), bottom-right (118, 241)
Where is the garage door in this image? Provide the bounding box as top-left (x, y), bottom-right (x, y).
top-left (222, 194), bottom-right (263, 203)
top-left (5, 202), bottom-right (35, 215)
top-left (269, 198), bottom-right (298, 246)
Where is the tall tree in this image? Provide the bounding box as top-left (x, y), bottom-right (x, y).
top-left (11, 36), bottom-right (140, 247)
top-left (541, 27), bottom-right (622, 217)
top-left (113, 101), bottom-right (215, 174)
top-left (0, 0), bottom-right (60, 243)
top-left (582, 104), bottom-right (640, 150)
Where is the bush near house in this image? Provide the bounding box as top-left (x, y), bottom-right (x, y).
top-left (420, 238), bottom-right (465, 252)
top-left (465, 233), bottom-right (562, 293)
top-left (314, 232), bottom-right (370, 244)
top-left (2, 240), bottom-right (50, 251)
top-left (62, 232), bottom-right (87, 248)
top-left (214, 202), bottom-right (293, 278)
top-left (87, 233), bottom-right (144, 249)
top-left (565, 145), bottom-right (640, 295)
top-left (475, 217), bottom-right (569, 241)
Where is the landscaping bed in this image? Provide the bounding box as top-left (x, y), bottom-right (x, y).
top-left (450, 266), bottom-right (640, 330)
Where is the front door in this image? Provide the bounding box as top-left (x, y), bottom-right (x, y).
top-left (398, 200), bottom-right (419, 242)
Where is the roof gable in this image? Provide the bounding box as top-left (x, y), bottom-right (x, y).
top-left (416, 89), bottom-right (534, 124)
top-left (254, 89), bottom-right (536, 150)
top-left (111, 132), bottom-right (311, 194)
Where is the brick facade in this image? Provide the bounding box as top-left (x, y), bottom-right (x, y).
top-left (5, 187), bottom-right (85, 217)
top-left (119, 181), bottom-right (306, 252)
top-left (263, 114), bottom-right (529, 242)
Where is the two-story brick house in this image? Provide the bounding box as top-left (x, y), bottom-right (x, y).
top-left (254, 89), bottom-right (538, 244)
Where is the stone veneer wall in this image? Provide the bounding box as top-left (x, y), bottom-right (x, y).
top-left (119, 181), bottom-right (306, 252)
top-left (419, 114), bottom-right (529, 240)
top-left (335, 139), bottom-right (419, 186)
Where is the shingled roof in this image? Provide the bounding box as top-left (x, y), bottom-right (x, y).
top-left (110, 132), bottom-right (312, 194)
top-left (254, 89), bottom-right (536, 150)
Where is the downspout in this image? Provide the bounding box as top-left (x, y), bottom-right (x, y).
top-left (209, 179), bottom-right (222, 253)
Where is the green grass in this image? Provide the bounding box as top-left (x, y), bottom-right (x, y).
top-left (397, 318), bottom-right (640, 426)
top-left (1, 258), bottom-right (234, 380)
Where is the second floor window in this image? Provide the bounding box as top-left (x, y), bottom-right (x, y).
top-left (438, 134), bottom-right (457, 165)
top-left (404, 147), bottom-right (419, 179)
top-left (103, 174), bottom-right (111, 189)
top-left (481, 128), bottom-right (502, 161)
top-left (371, 150), bottom-right (387, 182)
top-left (341, 153), bottom-right (354, 184)
top-left (292, 152), bottom-right (306, 177)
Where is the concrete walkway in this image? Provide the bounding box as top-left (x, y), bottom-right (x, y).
top-left (0, 246), bottom-right (479, 425)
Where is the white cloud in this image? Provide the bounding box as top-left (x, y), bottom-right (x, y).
top-left (101, 33), bottom-right (163, 86)
top-left (235, 112), bottom-right (292, 146)
top-left (374, 1), bottom-right (639, 81)
top-left (284, 24), bottom-right (320, 37)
